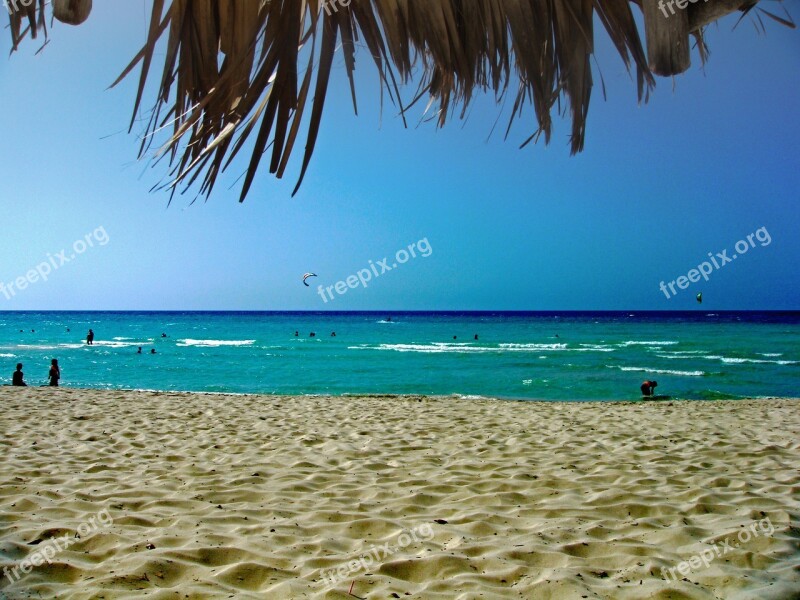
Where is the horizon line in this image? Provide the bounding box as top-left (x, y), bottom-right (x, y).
top-left (1, 309), bottom-right (798, 314)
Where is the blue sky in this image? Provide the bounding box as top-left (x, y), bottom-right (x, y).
top-left (0, 2), bottom-right (798, 310)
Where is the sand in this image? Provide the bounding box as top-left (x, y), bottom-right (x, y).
top-left (0, 388), bottom-right (799, 600)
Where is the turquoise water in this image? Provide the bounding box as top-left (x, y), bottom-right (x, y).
top-left (0, 311), bottom-right (798, 400)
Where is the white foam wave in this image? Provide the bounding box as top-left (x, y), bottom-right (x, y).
top-left (0, 353), bottom-right (15, 358)
top-left (577, 344), bottom-right (615, 352)
top-left (618, 341), bottom-right (679, 347)
top-left (607, 365), bottom-right (705, 377)
top-left (176, 339), bottom-right (256, 347)
top-left (720, 357), bottom-right (798, 365)
top-left (499, 343), bottom-right (567, 350)
top-left (353, 341), bottom-right (615, 354)
top-left (366, 343), bottom-right (494, 354)
top-left (702, 355), bottom-right (797, 366)
top-left (90, 340), bottom-right (149, 348)
top-left (18, 344), bottom-right (61, 350)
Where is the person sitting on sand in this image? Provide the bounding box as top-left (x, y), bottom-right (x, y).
top-left (640, 380), bottom-right (658, 397)
top-left (12, 363), bottom-right (26, 386)
top-left (49, 359), bottom-right (60, 387)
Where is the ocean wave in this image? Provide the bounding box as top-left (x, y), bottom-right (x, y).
top-left (90, 340), bottom-right (149, 348)
top-left (176, 339), bottom-right (256, 347)
top-left (760, 353), bottom-right (783, 357)
top-left (577, 344), bottom-right (615, 352)
top-left (352, 341), bottom-right (617, 354)
top-left (18, 340), bottom-right (150, 349)
top-left (363, 343), bottom-right (495, 354)
top-left (0, 353), bottom-right (15, 358)
top-left (607, 365), bottom-right (706, 377)
top-left (499, 343), bottom-right (567, 350)
top-left (618, 341), bottom-right (679, 347)
top-left (18, 344), bottom-right (67, 350)
top-left (719, 357), bottom-right (797, 365)
top-left (702, 355), bottom-right (797, 366)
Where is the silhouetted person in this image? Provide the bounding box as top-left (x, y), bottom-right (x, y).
top-left (86, 329), bottom-right (94, 345)
top-left (161, 333), bottom-right (168, 338)
top-left (137, 347), bottom-right (142, 354)
top-left (474, 334), bottom-right (479, 340)
top-left (310, 332), bottom-right (316, 337)
top-left (151, 348), bottom-right (157, 354)
top-left (640, 380), bottom-right (658, 397)
top-left (331, 332), bottom-right (336, 337)
top-left (294, 331), bottom-right (299, 337)
top-left (49, 359), bottom-right (60, 387)
top-left (12, 363), bottom-right (26, 386)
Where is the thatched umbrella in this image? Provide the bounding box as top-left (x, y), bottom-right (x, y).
top-left (7, 0), bottom-right (794, 201)
top-left (52, 0), bottom-right (92, 26)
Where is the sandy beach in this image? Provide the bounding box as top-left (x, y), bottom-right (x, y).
top-left (0, 388), bottom-right (798, 599)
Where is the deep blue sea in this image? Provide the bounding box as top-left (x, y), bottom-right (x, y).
top-left (1, 311), bottom-right (798, 400)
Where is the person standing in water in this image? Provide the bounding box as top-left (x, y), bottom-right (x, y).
top-left (49, 359), bottom-right (60, 387)
top-left (86, 329), bottom-right (94, 345)
top-left (12, 363), bottom-right (26, 386)
top-left (640, 380), bottom-right (657, 397)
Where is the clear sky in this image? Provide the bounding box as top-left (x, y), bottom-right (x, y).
top-left (0, 2), bottom-right (798, 310)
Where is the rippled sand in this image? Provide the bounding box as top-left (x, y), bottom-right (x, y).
top-left (1, 388), bottom-right (799, 599)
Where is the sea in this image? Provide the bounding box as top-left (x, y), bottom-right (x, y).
top-left (0, 311), bottom-right (798, 401)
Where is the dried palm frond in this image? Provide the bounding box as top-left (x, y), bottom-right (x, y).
top-left (7, 0), bottom-right (795, 201)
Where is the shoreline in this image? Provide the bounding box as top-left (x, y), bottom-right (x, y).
top-left (1, 389), bottom-right (799, 599)
top-left (3, 385), bottom-right (795, 404)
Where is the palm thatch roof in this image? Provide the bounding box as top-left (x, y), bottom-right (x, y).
top-left (8, 0), bottom-right (794, 201)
